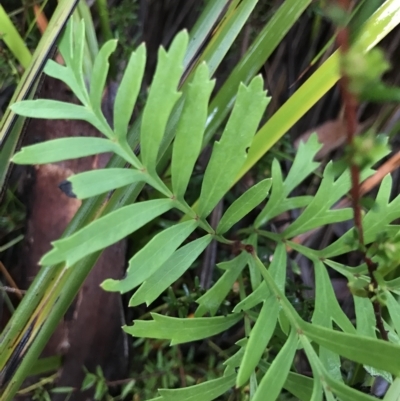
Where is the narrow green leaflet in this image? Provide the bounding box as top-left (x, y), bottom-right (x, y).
top-left (233, 281), bottom-right (268, 312)
top-left (198, 76), bottom-right (269, 218)
top-left (224, 339), bottom-right (247, 376)
top-left (236, 296), bottom-right (280, 387)
top-left (140, 31), bottom-right (188, 171)
top-left (354, 296), bottom-right (376, 338)
top-left (44, 60), bottom-right (87, 105)
top-left (302, 336), bottom-right (377, 401)
top-left (196, 252), bottom-right (248, 317)
top-left (102, 220), bottom-right (199, 293)
top-left (56, 18), bottom-right (87, 104)
top-left (325, 374), bottom-right (380, 401)
top-left (312, 260), bottom-right (342, 381)
top-left (320, 175), bottom-right (400, 258)
top-left (114, 44), bottom-right (146, 141)
top-left (171, 63), bottom-right (214, 200)
top-left (282, 162), bottom-right (353, 238)
top-left (312, 260), bottom-right (355, 381)
top-left (253, 329), bottom-right (297, 401)
top-left (385, 291), bottom-right (400, 336)
top-left (234, 242), bottom-right (286, 311)
top-left (237, 243), bottom-right (287, 386)
top-left (283, 371), bottom-right (314, 401)
top-left (12, 138), bottom-right (121, 164)
top-left (301, 322), bottom-right (400, 376)
top-left (67, 168), bottom-right (146, 199)
top-left (216, 179), bottom-right (271, 234)
top-left (124, 313), bottom-right (242, 345)
top-left (300, 338), bottom-right (325, 401)
top-left (247, 235), bottom-right (261, 290)
top-left (68, 18), bottom-right (85, 90)
top-left (129, 235), bottom-right (212, 306)
top-left (255, 133), bottom-right (322, 228)
top-left (266, 242), bottom-right (287, 292)
top-left (386, 274), bottom-right (400, 291)
top-left (11, 100), bottom-right (105, 136)
top-left (90, 40), bottom-right (117, 114)
top-left (158, 374), bottom-right (235, 401)
top-left (324, 259), bottom-right (368, 277)
top-left (284, 134), bottom-right (322, 195)
top-left (41, 199), bottom-right (174, 267)
top-left (313, 260), bottom-right (356, 334)
top-left (258, 361), bottom-right (314, 401)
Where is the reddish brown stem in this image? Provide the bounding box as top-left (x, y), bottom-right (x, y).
top-left (336, 1), bottom-right (388, 341)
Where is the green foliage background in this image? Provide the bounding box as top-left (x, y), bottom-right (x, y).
top-left (1, 0), bottom-right (400, 400)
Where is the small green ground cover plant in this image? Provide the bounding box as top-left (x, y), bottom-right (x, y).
top-left (7, 11), bottom-right (400, 400)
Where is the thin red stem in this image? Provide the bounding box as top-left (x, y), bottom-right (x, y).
top-left (336, 1), bottom-right (388, 341)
